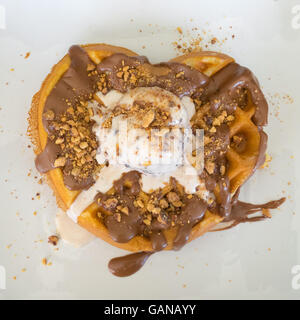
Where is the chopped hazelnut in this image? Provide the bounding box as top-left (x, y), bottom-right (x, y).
top-left (103, 198), bottom-right (118, 210)
top-left (159, 199), bottom-right (169, 209)
top-left (152, 207), bottom-right (161, 215)
top-left (43, 110), bottom-right (55, 120)
top-left (87, 64), bottom-right (95, 71)
top-left (136, 199), bottom-right (144, 208)
top-left (120, 207), bottom-right (129, 215)
top-left (226, 115), bottom-right (235, 122)
top-left (77, 106), bottom-right (84, 113)
top-left (142, 110), bottom-right (155, 128)
top-left (79, 141), bottom-right (88, 149)
top-left (176, 71), bottom-right (184, 78)
top-left (71, 127), bottom-right (78, 136)
top-left (205, 161), bottom-right (215, 175)
top-left (173, 201), bottom-right (183, 208)
top-left (147, 203), bottom-right (155, 212)
top-left (88, 108), bottom-right (94, 117)
top-left (71, 167), bottom-right (80, 176)
top-left (67, 107), bottom-right (74, 115)
top-left (54, 157), bottom-right (66, 167)
top-left (116, 213), bottom-right (121, 222)
top-left (55, 137), bottom-right (64, 144)
top-left (143, 218), bottom-right (151, 226)
top-left (157, 214), bottom-right (167, 225)
top-left (220, 165), bottom-right (226, 175)
top-left (167, 192), bottom-right (180, 204)
top-left (116, 71), bottom-right (123, 78)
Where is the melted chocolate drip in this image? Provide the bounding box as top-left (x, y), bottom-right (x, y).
top-left (218, 177), bottom-right (232, 218)
top-left (149, 232), bottom-right (167, 251)
top-left (108, 251), bottom-right (153, 277)
top-left (114, 170), bottom-right (142, 196)
top-left (220, 197), bottom-right (286, 230)
top-left (109, 196), bottom-right (285, 277)
top-left (63, 173), bottom-right (94, 191)
top-left (173, 196), bottom-right (207, 250)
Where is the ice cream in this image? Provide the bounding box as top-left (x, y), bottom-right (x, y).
top-left (67, 87), bottom-right (208, 222)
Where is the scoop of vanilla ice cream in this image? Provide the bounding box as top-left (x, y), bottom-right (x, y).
top-left (93, 87), bottom-right (196, 175)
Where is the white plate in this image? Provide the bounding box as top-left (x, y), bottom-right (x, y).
top-left (0, 0), bottom-right (299, 300)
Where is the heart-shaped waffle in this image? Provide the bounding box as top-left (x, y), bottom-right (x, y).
top-left (28, 44), bottom-right (285, 275)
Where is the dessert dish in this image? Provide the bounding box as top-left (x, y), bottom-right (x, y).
top-left (28, 44), bottom-right (285, 277)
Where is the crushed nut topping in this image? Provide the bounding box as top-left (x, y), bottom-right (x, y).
top-left (95, 174), bottom-right (205, 240)
top-left (48, 235), bottom-right (59, 246)
top-left (44, 102), bottom-right (100, 182)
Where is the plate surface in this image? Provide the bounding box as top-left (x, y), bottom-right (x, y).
top-left (0, 0), bottom-right (299, 300)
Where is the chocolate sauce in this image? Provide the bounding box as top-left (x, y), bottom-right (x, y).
top-left (96, 171), bottom-right (208, 255)
top-left (218, 177), bottom-right (232, 218)
top-left (173, 196), bottom-right (207, 250)
top-left (97, 54), bottom-right (210, 97)
top-left (95, 171), bottom-right (146, 243)
top-left (108, 251), bottom-right (153, 277)
top-left (97, 53), bottom-right (148, 93)
top-left (220, 197), bottom-right (286, 230)
top-left (204, 62), bottom-right (268, 126)
top-left (36, 45), bottom-right (98, 190)
top-left (105, 195), bottom-right (144, 243)
top-left (149, 232), bottom-right (167, 251)
top-left (35, 139), bottom-right (61, 173)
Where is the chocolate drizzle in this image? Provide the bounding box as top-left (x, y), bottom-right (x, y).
top-left (43, 45), bottom-right (97, 119)
top-left (34, 45), bottom-right (286, 277)
top-left (96, 171), bottom-right (207, 251)
top-left (97, 53), bottom-right (148, 92)
top-left (220, 196), bottom-right (286, 230)
top-left (95, 171), bottom-right (145, 243)
top-left (173, 196), bottom-right (207, 250)
top-left (97, 53), bottom-right (210, 97)
top-left (204, 62), bottom-right (268, 127)
top-left (36, 45), bottom-right (98, 190)
top-left (35, 140), bottom-right (61, 173)
top-left (218, 177), bottom-right (232, 218)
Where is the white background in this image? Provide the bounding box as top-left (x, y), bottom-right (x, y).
top-left (0, 0), bottom-right (299, 299)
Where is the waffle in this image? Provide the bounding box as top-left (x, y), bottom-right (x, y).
top-left (28, 44), bottom-right (263, 252)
